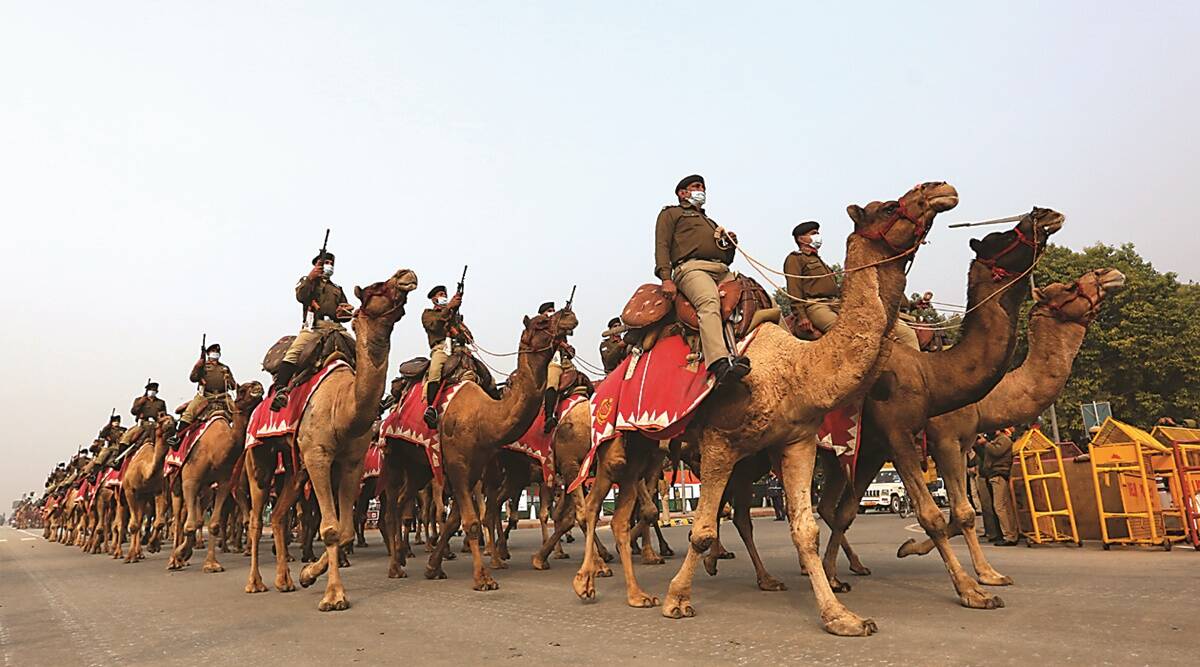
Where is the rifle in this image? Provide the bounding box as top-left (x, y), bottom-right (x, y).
top-left (303, 229), bottom-right (332, 325)
top-left (456, 265), bottom-right (468, 296)
top-left (565, 285), bottom-right (577, 311)
top-left (448, 265), bottom-right (469, 342)
top-left (197, 333), bottom-right (207, 391)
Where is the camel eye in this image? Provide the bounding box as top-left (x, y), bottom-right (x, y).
top-left (885, 203), bottom-right (898, 213)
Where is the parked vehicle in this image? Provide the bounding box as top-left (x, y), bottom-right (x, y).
top-left (927, 478), bottom-right (949, 507)
top-left (859, 468), bottom-right (906, 513)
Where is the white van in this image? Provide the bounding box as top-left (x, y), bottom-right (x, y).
top-left (859, 468), bottom-right (906, 513)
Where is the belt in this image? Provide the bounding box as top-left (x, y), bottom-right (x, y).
top-left (672, 256), bottom-right (727, 269)
top-left (807, 296), bottom-right (838, 303)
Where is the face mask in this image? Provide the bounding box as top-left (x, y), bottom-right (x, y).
top-left (807, 233), bottom-right (823, 250)
top-left (147, 390), bottom-right (157, 398)
top-left (322, 263), bottom-right (335, 277)
top-left (435, 296), bottom-right (449, 307)
top-left (207, 352), bottom-right (220, 362)
top-left (687, 190), bottom-right (706, 207)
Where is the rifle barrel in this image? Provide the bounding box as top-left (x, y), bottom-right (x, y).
top-left (947, 214), bottom-right (1025, 229)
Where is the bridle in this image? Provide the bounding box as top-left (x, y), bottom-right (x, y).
top-left (1032, 281), bottom-right (1102, 327)
top-left (854, 196), bottom-right (930, 257)
top-left (518, 312), bottom-right (575, 354)
top-left (978, 222), bottom-right (1040, 282)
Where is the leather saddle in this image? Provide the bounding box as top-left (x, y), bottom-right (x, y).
top-left (558, 368), bottom-right (594, 397)
top-left (396, 350), bottom-right (501, 399)
top-left (262, 330), bottom-right (358, 388)
top-left (620, 274), bottom-right (777, 342)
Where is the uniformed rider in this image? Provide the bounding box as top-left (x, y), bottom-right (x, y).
top-left (421, 284), bottom-right (474, 428)
top-left (539, 301), bottom-right (575, 433)
top-left (113, 380), bottom-right (168, 458)
top-left (170, 343), bottom-right (237, 445)
top-left (655, 174), bottom-right (750, 385)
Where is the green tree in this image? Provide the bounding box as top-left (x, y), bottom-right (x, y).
top-left (1014, 243), bottom-right (1200, 441)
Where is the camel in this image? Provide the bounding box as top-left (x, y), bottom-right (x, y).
top-left (481, 449), bottom-right (556, 570)
top-left (243, 268), bottom-right (416, 612)
top-left (423, 308), bottom-right (579, 590)
top-left (166, 381), bottom-right (264, 572)
top-left (117, 413), bottom-right (176, 563)
top-left (895, 268), bottom-right (1126, 574)
top-left (634, 182), bottom-right (958, 636)
top-left (815, 208), bottom-right (1064, 609)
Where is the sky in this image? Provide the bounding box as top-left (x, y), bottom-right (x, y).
top-left (1, 2), bottom-right (1197, 505)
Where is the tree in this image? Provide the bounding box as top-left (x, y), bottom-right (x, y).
top-left (1015, 242), bottom-right (1200, 441)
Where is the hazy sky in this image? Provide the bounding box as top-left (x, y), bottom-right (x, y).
top-left (2, 2), bottom-right (1197, 504)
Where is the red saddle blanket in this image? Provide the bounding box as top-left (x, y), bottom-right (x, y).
top-left (570, 330), bottom-right (760, 492)
top-left (164, 415), bottom-right (225, 475)
top-left (504, 394), bottom-right (587, 485)
top-left (247, 360), bottom-right (349, 448)
top-left (378, 380), bottom-right (468, 484)
top-left (362, 443), bottom-right (383, 480)
top-left (818, 405), bottom-right (862, 478)
top-left (100, 468), bottom-right (122, 489)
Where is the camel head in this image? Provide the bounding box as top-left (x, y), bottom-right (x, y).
top-left (235, 381), bottom-right (265, 412)
top-left (1032, 267), bottom-right (1126, 325)
top-left (155, 412), bottom-right (177, 436)
top-left (353, 269), bottom-right (419, 326)
top-left (970, 207), bottom-right (1064, 281)
top-left (520, 308), bottom-right (580, 353)
top-left (847, 181), bottom-right (958, 255)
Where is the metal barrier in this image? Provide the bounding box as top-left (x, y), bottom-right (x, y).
top-left (1152, 426), bottom-right (1200, 550)
top-left (1010, 429), bottom-right (1080, 546)
top-left (1088, 418), bottom-right (1188, 550)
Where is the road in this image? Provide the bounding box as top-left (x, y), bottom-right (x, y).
top-left (1, 515), bottom-right (1195, 666)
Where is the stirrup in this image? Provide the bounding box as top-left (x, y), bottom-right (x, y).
top-left (423, 407), bottom-right (439, 429)
top-left (270, 389), bottom-right (290, 412)
top-left (543, 414), bottom-right (558, 434)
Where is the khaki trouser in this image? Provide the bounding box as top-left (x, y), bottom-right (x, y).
top-left (977, 473), bottom-right (999, 540)
top-left (673, 259), bottom-right (734, 367)
top-left (427, 342), bottom-right (473, 384)
top-left (805, 300), bottom-right (921, 351)
top-left (988, 475), bottom-right (1019, 542)
top-left (181, 392), bottom-right (230, 424)
top-left (118, 421), bottom-right (153, 446)
top-left (92, 443), bottom-right (119, 469)
top-left (283, 319), bottom-right (346, 365)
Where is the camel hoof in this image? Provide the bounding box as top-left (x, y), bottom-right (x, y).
top-left (298, 567), bottom-right (319, 588)
top-left (318, 595), bottom-right (350, 612)
top-left (849, 564), bottom-right (872, 576)
top-left (275, 574), bottom-right (296, 592)
top-left (245, 580), bottom-right (268, 594)
top-left (388, 565), bottom-right (408, 579)
top-left (961, 590), bottom-right (1005, 609)
top-left (473, 578), bottom-right (500, 592)
top-left (703, 555), bottom-right (719, 577)
top-left (599, 550), bottom-right (614, 563)
top-left (491, 559), bottom-right (509, 570)
top-left (572, 572), bottom-right (596, 601)
top-left (896, 538), bottom-right (919, 559)
top-left (660, 547), bottom-right (675, 557)
top-left (830, 578), bottom-right (852, 593)
top-left (661, 597), bottom-right (695, 619)
top-left (641, 554), bottom-right (665, 566)
top-left (424, 567), bottom-right (447, 580)
top-left (978, 572), bottom-right (1014, 587)
top-left (596, 564), bottom-right (613, 578)
top-left (717, 551), bottom-right (735, 560)
top-left (823, 613), bottom-right (877, 637)
top-left (552, 551), bottom-right (570, 560)
top-left (627, 593), bottom-right (660, 608)
top-left (757, 575), bottom-right (788, 592)
top-left (445, 551), bottom-right (457, 561)
top-left (203, 562), bottom-right (225, 573)
top-left (531, 556), bottom-right (549, 571)
top-left (355, 540), bottom-right (368, 548)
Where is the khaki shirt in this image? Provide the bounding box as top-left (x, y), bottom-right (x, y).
top-left (784, 250), bottom-right (839, 300)
top-left (654, 202), bottom-right (735, 280)
top-left (599, 336), bottom-right (627, 373)
top-left (422, 307), bottom-right (472, 349)
top-left (190, 360), bottom-right (236, 396)
top-left (295, 275), bottom-right (349, 320)
top-left (98, 423), bottom-right (125, 443)
top-left (983, 434), bottom-right (1015, 478)
top-left (131, 395), bottom-right (167, 421)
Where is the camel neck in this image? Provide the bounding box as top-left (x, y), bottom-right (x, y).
top-left (345, 316), bottom-right (394, 438)
top-left (975, 313), bottom-right (1088, 432)
top-left (921, 261), bottom-right (1028, 416)
top-left (149, 430), bottom-right (170, 473)
top-left (487, 344), bottom-right (555, 443)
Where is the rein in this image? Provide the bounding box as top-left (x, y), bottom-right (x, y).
top-left (978, 226), bottom-right (1038, 282)
top-left (1032, 282), bottom-right (1101, 327)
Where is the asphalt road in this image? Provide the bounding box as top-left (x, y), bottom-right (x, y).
top-left (1, 515), bottom-right (1195, 666)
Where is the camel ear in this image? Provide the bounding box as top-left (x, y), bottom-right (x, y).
top-left (523, 315), bottom-right (531, 328)
top-left (969, 238), bottom-right (982, 254)
top-left (354, 285), bottom-right (363, 300)
top-left (846, 205), bottom-right (864, 225)
top-left (1032, 287), bottom-right (1046, 303)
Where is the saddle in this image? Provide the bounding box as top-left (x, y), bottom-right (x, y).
top-left (620, 274), bottom-right (778, 343)
top-left (558, 368), bottom-right (594, 397)
top-left (262, 330), bottom-right (357, 389)
top-left (396, 350), bottom-right (501, 399)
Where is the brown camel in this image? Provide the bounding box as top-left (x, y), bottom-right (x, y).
top-left (117, 414), bottom-right (175, 563)
top-left (643, 182), bottom-right (958, 636)
top-left (423, 308), bottom-right (579, 590)
top-left (166, 381), bottom-right (264, 572)
top-left (243, 268), bottom-right (417, 612)
top-left (816, 208), bottom-right (1064, 610)
top-left (895, 268), bottom-right (1126, 575)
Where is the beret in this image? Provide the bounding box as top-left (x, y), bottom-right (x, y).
top-left (675, 174), bottom-right (705, 193)
top-left (792, 221), bottom-right (819, 237)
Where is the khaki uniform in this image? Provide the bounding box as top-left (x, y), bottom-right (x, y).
top-left (283, 274), bottom-right (351, 365)
top-left (91, 423), bottom-right (127, 469)
top-left (984, 433), bottom-right (1018, 542)
top-left (599, 333), bottom-right (627, 373)
top-left (181, 360), bottom-right (237, 424)
top-left (119, 395), bottom-right (167, 446)
top-left (422, 307), bottom-right (473, 384)
top-left (656, 201), bottom-right (737, 366)
top-left (785, 249), bottom-right (921, 350)
top-left (546, 343), bottom-right (577, 391)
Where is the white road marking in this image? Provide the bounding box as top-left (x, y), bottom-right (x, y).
top-left (20, 538), bottom-right (36, 541)
top-left (0, 539), bottom-right (7, 542)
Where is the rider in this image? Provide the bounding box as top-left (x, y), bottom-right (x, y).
top-left (88, 414), bottom-right (127, 471)
top-left (655, 174), bottom-right (750, 386)
top-left (538, 302), bottom-right (575, 433)
top-left (270, 250), bottom-right (353, 411)
top-left (421, 284), bottom-right (473, 428)
top-left (111, 380), bottom-right (168, 463)
top-left (785, 221), bottom-right (920, 350)
top-left (599, 316), bottom-right (628, 373)
top-left (170, 343), bottom-right (237, 446)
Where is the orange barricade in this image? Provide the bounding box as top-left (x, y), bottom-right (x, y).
top-left (1152, 425), bottom-right (1200, 550)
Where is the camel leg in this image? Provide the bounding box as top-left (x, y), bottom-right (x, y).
top-left (729, 472), bottom-right (786, 591)
top-left (898, 439), bottom-right (1013, 587)
top-left (147, 493), bottom-right (168, 553)
top-left (425, 493), bottom-right (461, 579)
top-left (537, 482), bottom-right (553, 548)
top-left (270, 473), bottom-right (303, 592)
top-left (780, 439), bottom-right (876, 636)
top-left (610, 445), bottom-right (659, 607)
top-left (482, 485), bottom-right (506, 570)
top-left (244, 454), bottom-right (269, 594)
top-left (533, 485), bottom-right (574, 569)
top-left (168, 476), bottom-right (201, 570)
top-left (573, 442), bottom-right (621, 601)
top-left (455, 475), bottom-right (498, 591)
top-left (888, 433), bottom-right (1003, 610)
top-left (822, 450), bottom-right (885, 590)
top-left (296, 452), bottom-right (348, 611)
top-left (113, 495), bottom-right (127, 560)
top-left (384, 485), bottom-right (406, 578)
top-left (633, 480), bottom-right (664, 566)
top-left (125, 498), bottom-right (146, 564)
top-left (203, 478), bottom-right (232, 573)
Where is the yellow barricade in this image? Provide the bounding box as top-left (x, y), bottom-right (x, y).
top-left (1010, 429), bottom-right (1080, 546)
top-left (1088, 418), bottom-right (1188, 550)
top-left (1152, 425), bottom-right (1200, 550)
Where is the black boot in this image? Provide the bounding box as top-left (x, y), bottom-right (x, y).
top-left (423, 381), bottom-right (442, 429)
top-left (270, 361), bottom-right (298, 412)
top-left (542, 389), bottom-right (560, 434)
top-left (168, 421), bottom-right (189, 448)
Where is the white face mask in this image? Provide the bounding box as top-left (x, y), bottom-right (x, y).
top-left (146, 390), bottom-right (157, 398)
top-left (321, 262), bottom-right (335, 277)
top-left (207, 352), bottom-right (220, 362)
top-left (807, 233), bottom-right (822, 250)
top-left (687, 190), bottom-right (706, 207)
top-left (435, 296), bottom-right (449, 307)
